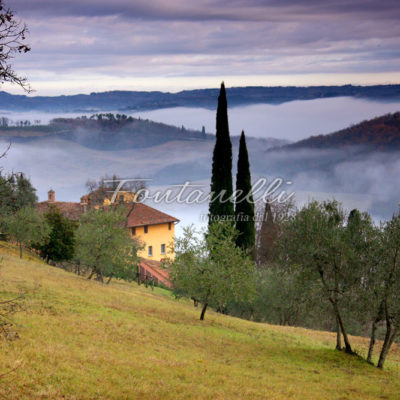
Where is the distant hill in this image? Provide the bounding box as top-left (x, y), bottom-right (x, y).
top-left (0, 84), bottom-right (400, 112)
top-left (2, 110), bottom-right (400, 219)
top-left (0, 114), bottom-right (209, 150)
top-left (278, 112), bottom-right (400, 152)
top-left (0, 114), bottom-right (286, 152)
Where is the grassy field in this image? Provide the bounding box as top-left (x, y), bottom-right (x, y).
top-left (0, 244), bottom-right (399, 399)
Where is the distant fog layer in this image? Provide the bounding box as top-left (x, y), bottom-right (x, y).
top-left (1, 98), bottom-right (400, 232)
top-left (2, 97), bottom-right (400, 141)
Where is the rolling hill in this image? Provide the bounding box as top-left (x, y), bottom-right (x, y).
top-left (279, 112), bottom-right (400, 151)
top-left (0, 243), bottom-right (399, 399)
top-left (258, 112), bottom-right (400, 220)
top-left (0, 84), bottom-right (400, 112)
top-left (0, 116), bottom-right (209, 150)
top-left (0, 114), bottom-right (285, 155)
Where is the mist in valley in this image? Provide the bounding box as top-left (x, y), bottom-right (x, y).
top-left (1, 96), bottom-right (400, 232)
top-left (2, 96), bottom-right (400, 141)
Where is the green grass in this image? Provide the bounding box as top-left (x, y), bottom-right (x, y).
top-left (0, 245), bottom-right (399, 399)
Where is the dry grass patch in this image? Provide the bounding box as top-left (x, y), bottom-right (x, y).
top-left (0, 247), bottom-right (398, 399)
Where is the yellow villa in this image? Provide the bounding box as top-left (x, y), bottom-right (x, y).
top-left (126, 202), bottom-right (179, 261)
top-left (37, 189), bottom-right (180, 288)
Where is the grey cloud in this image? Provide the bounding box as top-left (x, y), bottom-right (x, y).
top-left (11, 0), bottom-right (400, 21)
top-left (5, 0), bottom-right (400, 91)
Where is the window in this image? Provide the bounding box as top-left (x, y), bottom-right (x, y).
top-left (144, 225), bottom-right (148, 234)
top-left (161, 244), bottom-right (166, 254)
top-left (131, 227), bottom-right (136, 236)
top-left (148, 246), bottom-right (153, 257)
top-left (168, 222), bottom-right (172, 230)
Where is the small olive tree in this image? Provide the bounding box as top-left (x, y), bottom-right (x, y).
top-left (371, 212), bottom-right (400, 368)
top-left (277, 200), bottom-right (366, 354)
top-left (75, 206), bottom-right (141, 284)
top-left (170, 222), bottom-right (256, 320)
top-left (4, 206), bottom-right (49, 258)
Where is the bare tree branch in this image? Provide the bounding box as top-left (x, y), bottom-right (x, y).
top-left (0, 142), bottom-right (11, 159)
top-left (0, 1), bottom-right (31, 92)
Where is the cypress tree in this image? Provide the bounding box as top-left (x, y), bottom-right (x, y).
top-left (209, 82), bottom-right (234, 225)
top-left (235, 131), bottom-right (255, 250)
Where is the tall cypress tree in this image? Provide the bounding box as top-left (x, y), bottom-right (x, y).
top-left (235, 131), bottom-right (255, 250)
top-left (209, 82), bottom-right (234, 225)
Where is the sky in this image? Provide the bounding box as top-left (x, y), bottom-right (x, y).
top-left (3, 0), bottom-right (400, 95)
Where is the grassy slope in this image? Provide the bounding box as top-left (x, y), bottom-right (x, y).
top-left (0, 246), bottom-right (399, 400)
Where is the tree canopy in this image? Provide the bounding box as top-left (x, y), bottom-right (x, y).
top-left (0, 172), bottom-right (37, 217)
top-left (170, 222), bottom-right (255, 320)
top-left (4, 206), bottom-right (49, 258)
top-left (75, 206), bottom-right (141, 284)
top-left (36, 206), bottom-right (76, 262)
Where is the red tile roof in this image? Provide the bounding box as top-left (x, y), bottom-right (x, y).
top-left (37, 198), bottom-right (179, 228)
top-left (126, 203), bottom-right (179, 227)
top-left (36, 201), bottom-right (84, 221)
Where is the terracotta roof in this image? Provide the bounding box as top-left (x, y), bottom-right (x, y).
top-left (36, 199), bottom-right (179, 227)
top-left (36, 201), bottom-right (84, 221)
top-left (126, 203), bottom-right (179, 227)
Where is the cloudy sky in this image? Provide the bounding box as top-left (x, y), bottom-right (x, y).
top-left (5, 0), bottom-right (400, 95)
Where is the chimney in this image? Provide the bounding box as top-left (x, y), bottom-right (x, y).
top-left (48, 189), bottom-right (55, 203)
top-left (80, 195), bottom-right (88, 213)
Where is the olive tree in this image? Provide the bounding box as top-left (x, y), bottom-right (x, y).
top-left (75, 206), bottom-right (141, 284)
top-left (4, 206), bottom-right (50, 258)
top-left (371, 212), bottom-right (400, 368)
top-left (170, 222), bottom-right (256, 320)
top-left (339, 209), bottom-right (381, 363)
top-left (277, 200), bottom-right (363, 354)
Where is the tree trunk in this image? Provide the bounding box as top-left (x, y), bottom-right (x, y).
top-left (333, 272), bottom-right (343, 351)
top-left (106, 274), bottom-right (113, 285)
top-left (200, 302), bottom-right (208, 320)
top-left (320, 266), bottom-right (353, 354)
top-left (333, 302), bottom-right (353, 354)
top-left (96, 271), bottom-right (104, 283)
top-left (378, 296), bottom-right (397, 369)
top-left (191, 297), bottom-right (199, 307)
top-left (87, 267), bottom-right (96, 280)
top-left (367, 319), bottom-right (378, 364)
top-left (336, 316), bottom-right (342, 351)
top-left (249, 307), bottom-right (254, 321)
top-left (378, 323), bottom-right (396, 369)
top-left (19, 243), bottom-right (23, 259)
